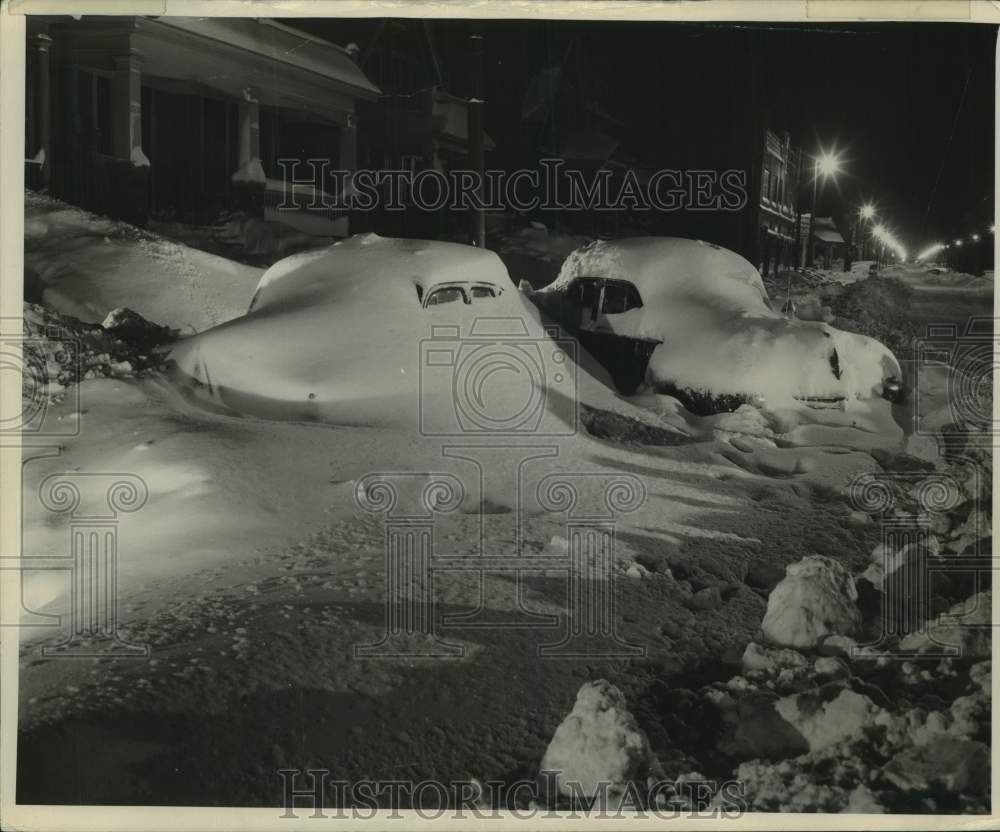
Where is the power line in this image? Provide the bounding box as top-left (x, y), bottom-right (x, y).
top-left (922, 65), bottom-right (973, 234)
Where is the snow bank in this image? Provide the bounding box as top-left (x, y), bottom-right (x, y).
top-left (25, 192), bottom-right (263, 334)
top-left (541, 237), bottom-right (901, 407)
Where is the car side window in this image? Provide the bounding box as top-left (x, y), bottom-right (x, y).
top-left (575, 279), bottom-right (600, 309)
top-left (425, 286), bottom-right (467, 306)
top-left (601, 281), bottom-right (643, 314)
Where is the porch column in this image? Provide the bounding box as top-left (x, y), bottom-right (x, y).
top-left (32, 32), bottom-right (52, 185)
top-left (339, 114), bottom-right (358, 173)
top-left (236, 92), bottom-right (260, 168)
top-left (112, 50), bottom-right (144, 163)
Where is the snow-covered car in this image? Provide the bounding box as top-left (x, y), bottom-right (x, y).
top-left (167, 233), bottom-right (596, 431)
top-left (535, 237), bottom-right (903, 411)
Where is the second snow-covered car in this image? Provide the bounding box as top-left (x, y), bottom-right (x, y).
top-left (534, 236), bottom-right (903, 411)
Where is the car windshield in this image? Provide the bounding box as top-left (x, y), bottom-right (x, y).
top-left (469, 285), bottom-right (496, 301)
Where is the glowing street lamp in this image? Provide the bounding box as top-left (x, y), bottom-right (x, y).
top-left (855, 203), bottom-right (877, 261)
top-left (991, 224), bottom-right (996, 234)
top-left (816, 151), bottom-right (842, 179)
top-left (955, 239), bottom-right (963, 247)
top-left (971, 233), bottom-right (980, 242)
top-left (807, 148), bottom-right (843, 268)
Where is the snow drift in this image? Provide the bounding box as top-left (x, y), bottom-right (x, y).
top-left (539, 237), bottom-right (902, 407)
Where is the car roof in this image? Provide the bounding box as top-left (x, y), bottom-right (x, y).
top-left (549, 236), bottom-right (767, 306)
top-left (250, 233), bottom-right (512, 313)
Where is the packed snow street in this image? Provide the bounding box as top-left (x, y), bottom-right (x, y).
top-left (7, 12), bottom-right (995, 823)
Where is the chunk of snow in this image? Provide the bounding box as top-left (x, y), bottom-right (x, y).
top-left (761, 555), bottom-right (860, 649)
top-left (775, 686), bottom-right (882, 753)
top-left (539, 680), bottom-right (655, 803)
top-left (130, 146), bottom-right (150, 168)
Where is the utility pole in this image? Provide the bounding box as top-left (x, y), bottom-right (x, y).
top-left (467, 33), bottom-right (486, 249)
top-left (793, 150), bottom-right (804, 268)
top-left (807, 161), bottom-right (818, 268)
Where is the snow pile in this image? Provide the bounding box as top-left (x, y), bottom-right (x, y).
top-left (21, 303), bottom-right (173, 406)
top-left (761, 555), bottom-right (860, 648)
top-left (882, 738), bottom-right (989, 794)
top-left (538, 237), bottom-right (900, 407)
top-left (899, 592), bottom-right (991, 657)
top-left (826, 276), bottom-right (922, 356)
top-left (774, 685), bottom-right (883, 752)
top-left (539, 679), bottom-right (656, 803)
top-left (25, 191), bottom-right (262, 333)
top-left (696, 643), bottom-right (991, 812)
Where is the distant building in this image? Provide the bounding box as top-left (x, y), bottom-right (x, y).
top-left (25, 16), bottom-right (380, 231)
top-left (757, 129), bottom-right (803, 278)
top-left (798, 214), bottom-right (847, 270)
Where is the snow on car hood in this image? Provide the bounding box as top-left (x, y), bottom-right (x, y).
top-left (542, 237), bottom-right (901, 404)
top-left (167, 234), bottom-right (626, 429)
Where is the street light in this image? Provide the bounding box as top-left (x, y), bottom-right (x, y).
top-left (817, 151), bottom-right (842, 179)
top-left (856, 202), bottom-right (876, 261)
top-left (807, 148), bottom-right (842, 268)
top-left (971, 233), bottom-right (980, 242)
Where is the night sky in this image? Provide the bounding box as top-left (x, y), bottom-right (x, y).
top-left (298, 19), bottom-right (995, 254)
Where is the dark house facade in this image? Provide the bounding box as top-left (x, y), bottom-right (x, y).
top-left (25, 16), bottom-right (380, 232)
top-left (757, 128), bottom-right (803, 278)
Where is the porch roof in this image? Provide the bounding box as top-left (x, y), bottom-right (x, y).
top-left (154, 18), bottom-right (380, 99)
